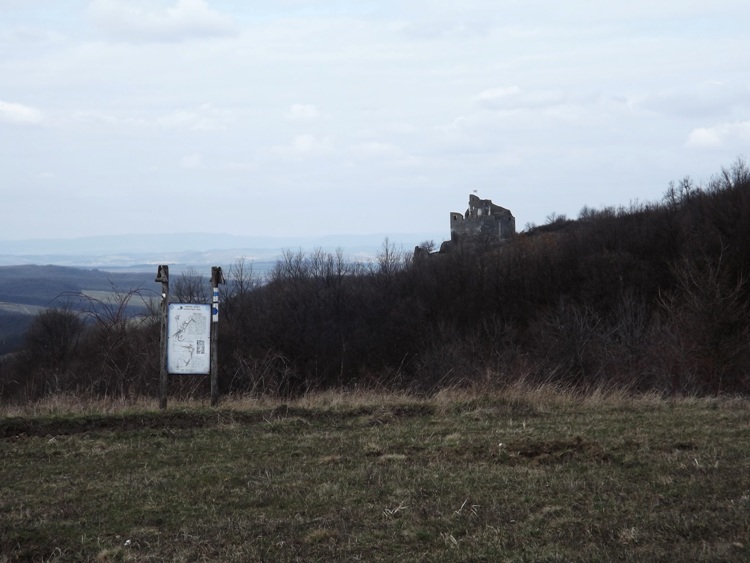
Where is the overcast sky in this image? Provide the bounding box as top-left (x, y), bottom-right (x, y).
top-left (1, 0), bottom-right (749, 243)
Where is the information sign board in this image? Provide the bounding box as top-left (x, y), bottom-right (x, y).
top-left (167, 303), bottom-right (211, 374)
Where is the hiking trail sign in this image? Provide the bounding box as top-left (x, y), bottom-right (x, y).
top-left (167, 303), bottom-right (211, 375)
top-left (156, 265), bottom-right (224, 410)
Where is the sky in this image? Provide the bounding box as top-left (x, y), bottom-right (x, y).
top-left (1, 0), bottom-right (749, 243)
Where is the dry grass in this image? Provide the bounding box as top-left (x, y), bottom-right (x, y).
top-left (4, 381), bottom-right (747, 418)
top-left (3, 386), bottom-right (749, 561)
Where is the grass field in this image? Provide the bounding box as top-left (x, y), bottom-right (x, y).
top-left (1, 387), bottom-right (749, 562)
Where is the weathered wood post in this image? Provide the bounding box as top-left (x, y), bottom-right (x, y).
top-left (210, 266), bottom-right (225, 406)
top-left (156, 265), bottom-right (170, 410)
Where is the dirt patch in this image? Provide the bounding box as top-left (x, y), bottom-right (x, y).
top-left (671, 441), bottom-right (698, 451)
top-left (508, 436), bottom-right (612, 464)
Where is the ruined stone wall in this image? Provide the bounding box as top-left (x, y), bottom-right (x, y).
top-left (449, 195), bottom-right (515, 243)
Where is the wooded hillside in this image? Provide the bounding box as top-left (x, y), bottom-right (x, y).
top-left (3, 160), bottom-right (749, 400)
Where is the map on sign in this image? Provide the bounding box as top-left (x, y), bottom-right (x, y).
top-left (167, 303), bottom-right (211, 374)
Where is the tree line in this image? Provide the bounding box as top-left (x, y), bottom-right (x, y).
top-left (2, 159), bottom-right (750, 401)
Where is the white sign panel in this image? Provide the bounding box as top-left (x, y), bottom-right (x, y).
top-left (167, 303), bottom-right (211, 375)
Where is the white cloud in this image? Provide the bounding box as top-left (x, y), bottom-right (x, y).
top-left (0, 26), bottom-right (65, 46)
top-left (179, 152), bottom-right (253, 170)
top-left (180, 153), bottom-right (204, 169)
top-left (686, 120), bottom-right (750, 148)
top-left (356, 122), bottom-right (419, 140)
top-left (0, 100), bottom-right (42, 124)
top-left (68, 105), bottom-right (232, 130)
top-left (383, 122), bottom-right (418, 135)
top-left (286, 104), bottom-right (320, 121)
top-left (639, 82), bottom-right (750, 119)
top-left (474, 87), bottom-right (567, 110)
top-left (88, 0), bottom-right (238, 42)
top-left (157, 103), bottom-right (233, 131)
top-left (70, 110), bottom-right (149, 128)
top-left (269, 134), bottom-right (335, 157)
top-left (686, 128), bottom-right (723, 148)
top-left (386, 20), bottom-right (410, 33)
top-left (352, 141), bottom-right (404, 159)
top-left (474, 86), bottom-right (521, 105)
top-left (351, 141), bottom-right (418, 166)
top-left (388, 17), bottom-right (495, 40)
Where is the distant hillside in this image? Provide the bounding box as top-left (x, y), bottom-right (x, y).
top-left (0, 265), bottom-right (162, 355)
top-left (0, 265), bottom-right (159, 308)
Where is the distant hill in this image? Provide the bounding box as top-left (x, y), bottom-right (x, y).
top-left (0, 265), bottom-right (160, 355)
top-left (0, 265), bottom-right (159, 308)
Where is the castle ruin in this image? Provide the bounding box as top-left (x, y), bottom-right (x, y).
top-left (448, 194), bottom-right (515, 246)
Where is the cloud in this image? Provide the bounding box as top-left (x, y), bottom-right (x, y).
top-left (286, 104), bottom-right (320, 121)
top-left (269, 134), bottom-right (335, 157)
top-left (180, 153), bottom-right (204, 169)
top-left (686, 120), bottom-right (750, 148)
top-left (351, 141), bottom-right (418, 165)
top-left (179, 152), bottom-right (253, 170)
top-left (384, 12), bottom-right (495, 40)
top-left (157, 103), bottom-right (233, 131)
top-left (68, 105), bottom-right (232, 130)
top-left (352, 141), bottom-right (405, 159)
top-left (474, 87), bottom-right (567, 110)
top-left (474, 86), bottom-right (522, 107)
top-left (639, 82), bottom-right (750, 119)
top-left (0, 100), bottom-right (42, 125)
top-left (88, 0), bottom-right (238, 42)
top-left (70, 110), bottom-right (149, 128)
top-left (0, 26), bottom-right (65, 46)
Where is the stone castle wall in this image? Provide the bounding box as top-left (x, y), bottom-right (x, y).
top-left (449, 194), bottom-right (515, 243)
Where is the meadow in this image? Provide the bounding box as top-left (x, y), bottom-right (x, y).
top-left (2, 386), bottom-right (749, 562)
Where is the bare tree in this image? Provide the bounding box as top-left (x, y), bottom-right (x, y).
top-left (657, 249), bottom-right (749, 393)
top-left (172, 266), bottom-right (209, 304)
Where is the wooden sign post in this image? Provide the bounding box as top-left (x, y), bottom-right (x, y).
top-left (157, 265), bottom-right (224, 409)
top-left (210, 266), bottom-right (225, 406)
top-left (156, 265), bottom-right (170, 410)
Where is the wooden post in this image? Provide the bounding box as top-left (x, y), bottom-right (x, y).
top-left (156, 265), bottom-right (169, 410)
top-left (210, 266), bottom-right (225, 407)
